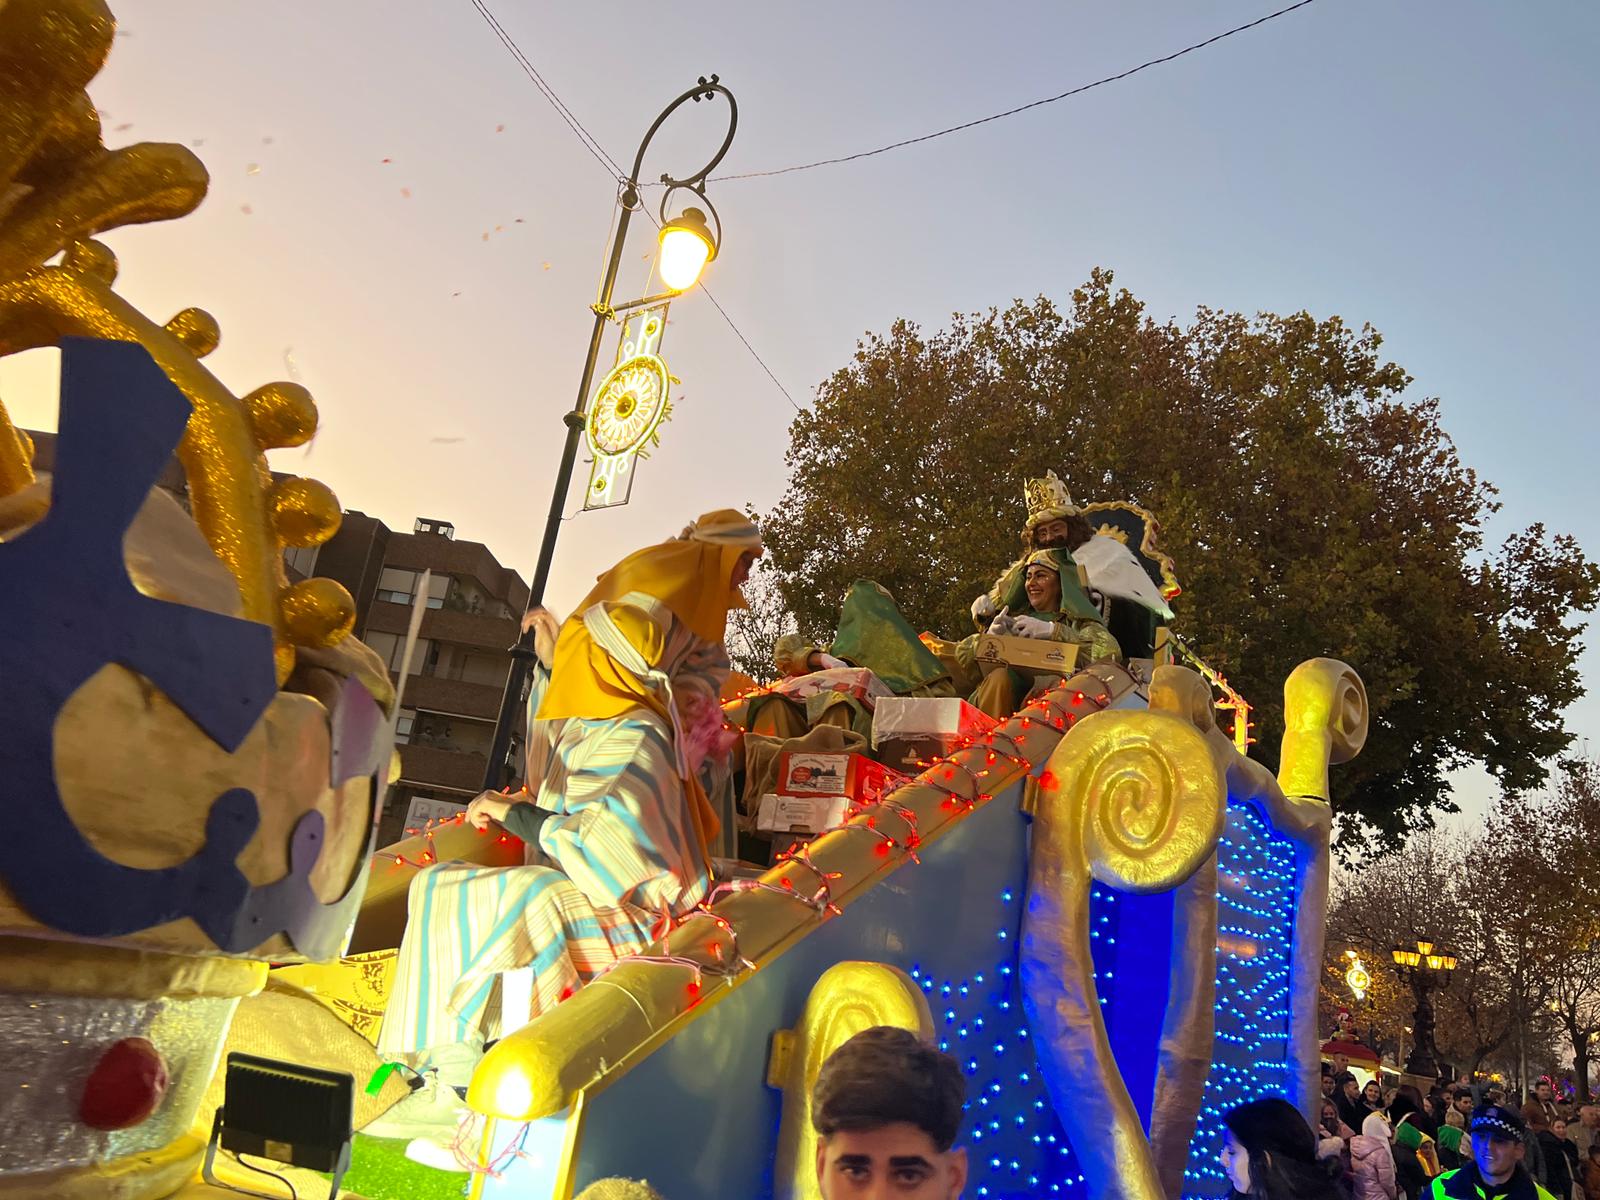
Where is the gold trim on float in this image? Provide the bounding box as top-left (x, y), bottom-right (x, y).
top-left (553, 1090), bottom-right (587, 1200)
top-left (771, 962), bottom-right (934, 1200)
top-left (1079, 500), bottom-right (1183, 599)
top-left (0, 1132), bottom-right (203, 1200)
top-left (0, 938), bottom-right (266, 1000)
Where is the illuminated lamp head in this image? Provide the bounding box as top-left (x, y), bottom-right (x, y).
top-left (657, 206), bottom-right (717, 292)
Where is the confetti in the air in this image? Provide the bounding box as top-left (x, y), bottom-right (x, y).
top-left (114, 122), bottom-right (134, 132)
top-left (246, 163), bottom-right (261, 175)
top-left (481, 232), bottom-right (490, 242)
top-left (496, 124), bottom-right (506, 133)
top-left (191, 138), bottom-right (205, 147)
top-left (515, 217), bottom-right (525, 224)
top-left (240, 204), bottom-right (253, 215)
top-left (381, 157), bottom-right (393, 164)
top-left (542, 261), bottom-right (551, 271)
top-left (430, 436), bottom-right (466, 444)
top-left (400, 187), bottom-right (412, 198)
top-left (262, 136), bottom-right (274, 145)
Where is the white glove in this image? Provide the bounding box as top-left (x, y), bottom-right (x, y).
top-left (813, 652), bottom-right (848, 670)
top-left (971, 594), bottom-right (998, 623)
top-left (1010, 614), bottom-right (1057, 640)
top-left (987, 608), bottom-right (1015, 636)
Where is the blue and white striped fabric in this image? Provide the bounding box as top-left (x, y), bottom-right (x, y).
top-left (377, 605), bottom-right (719, 1065)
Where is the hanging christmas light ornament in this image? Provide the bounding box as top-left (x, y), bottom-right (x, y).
top-left (583, 306), bottom-right (675, 510)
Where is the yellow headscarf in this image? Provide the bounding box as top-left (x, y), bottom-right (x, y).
top-left (534, 510), bottom-right (762, 855)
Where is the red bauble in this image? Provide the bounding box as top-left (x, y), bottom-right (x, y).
top-left (79, 1037), bottom-right (169, 1130)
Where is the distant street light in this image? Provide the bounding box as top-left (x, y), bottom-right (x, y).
top-left (1391, 937), bottom-right (1459, 1079)
top-left (482, 76), bottom-right (738, 791)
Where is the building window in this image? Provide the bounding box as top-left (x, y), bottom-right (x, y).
top-left (414, 518), bottom-right (455, 539)
top-left (376, 568), bottom-right (449, 609)
top-left (284, 544), bottom-right (320, 578)
top-left (365, 630), bottom-right (433, 675)
top-left (395, 708), bottom-right (416, 744)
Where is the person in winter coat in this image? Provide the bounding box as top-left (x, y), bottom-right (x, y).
top-left (1351, 1111), bottom-right (1400, 1200)
top-left (1220, 1097), bottom-right (1348, 1200)
top-left (1581, 1143), bottom-right (1600, 1200)
top-left (1537, 1118), bottom-right (1578, 1199)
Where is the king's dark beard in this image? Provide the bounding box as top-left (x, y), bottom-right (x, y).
top-left (1033, 528), bottom-right (1071, 550)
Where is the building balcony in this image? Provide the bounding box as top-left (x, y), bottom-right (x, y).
top-left (397, 673), bottom-right (505, 721)
top-left (365, 600), bottom-right (518, 652)
top-left (395, 743), bottom-right (489, 796)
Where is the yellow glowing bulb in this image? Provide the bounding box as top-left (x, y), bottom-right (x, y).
top-left (657, 207), bottom-right (716, 291)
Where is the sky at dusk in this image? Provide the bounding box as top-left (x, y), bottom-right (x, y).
top-left (3, 0), bottom-right (1596, 824)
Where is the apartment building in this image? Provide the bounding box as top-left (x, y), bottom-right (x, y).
top-left (308, 513), bottom-right (530, 844)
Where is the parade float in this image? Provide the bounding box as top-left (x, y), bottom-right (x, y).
top-left (0, 4), bottom-right (1370, 1199)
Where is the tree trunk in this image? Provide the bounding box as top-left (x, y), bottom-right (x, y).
top-left (1577, 1036), bottom-right (1593, 1104)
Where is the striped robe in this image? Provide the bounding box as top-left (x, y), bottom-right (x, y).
top-left (377, 603), bottom-right (721, 1066)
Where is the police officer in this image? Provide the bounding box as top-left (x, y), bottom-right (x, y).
top-left (1428, 1104), bottom-right (1558, 1200)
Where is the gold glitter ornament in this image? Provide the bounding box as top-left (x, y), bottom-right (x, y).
top-left (269, 476), bottom-right (340, 548)
top-left (243, 380), bottom-right (317, 450)
top-left (280, 576), bottom-right (355, 647)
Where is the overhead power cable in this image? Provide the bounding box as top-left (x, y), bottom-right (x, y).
top-left (706, 0), bottom-right (1320, 183)
top-left (466, 0), bottom-right (803, 413)
top-left (467, 0), bottom-right (623, 181)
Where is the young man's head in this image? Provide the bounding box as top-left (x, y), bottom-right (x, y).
top-left (1469, 1105), bottom-right (1529, 1186)
top-left (812, 1026), bottom-right (967, 1199)
top-left (1320, 1073), bottom-right (1336, 1098)
top-left (1536, 1080), bottom-right (1554, 1103)
top-left (1454, 1088), bottom-right (1476, 1117)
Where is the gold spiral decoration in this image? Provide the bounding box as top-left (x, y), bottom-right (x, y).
top-left (1278, 658), bottom-right (1369, 801)
top-left (1023, 706), bottom-right (1228, 1200)
top-left (1047, 709), bottom-right (1225, 893)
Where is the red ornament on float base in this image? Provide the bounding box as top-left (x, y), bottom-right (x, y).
top-left (79, 1037), bottom-right (170, 1130)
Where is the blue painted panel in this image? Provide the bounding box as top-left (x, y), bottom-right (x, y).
top-left (1091, 883), bottom-right (1175, 1131)
top-left (1179, 798), bottom-right (1300, 1198)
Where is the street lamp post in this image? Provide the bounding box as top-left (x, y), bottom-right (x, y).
top-left (481, 76), bottom-right (738, 793)
top-left (1390, 938), bottom-right (1459, 1080)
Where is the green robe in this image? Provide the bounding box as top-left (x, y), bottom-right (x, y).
top-left (756, 580), bottom-right (953, 738)
top-left (829, 580), bottom-right (951, 693)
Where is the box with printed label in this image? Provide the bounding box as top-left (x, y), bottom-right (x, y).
top-left (756, 792), bottom-right (853, 835)
top-left (776, 751), bottom-right (905, 805)
top-left (973, 634), bottom-right (1081, 678)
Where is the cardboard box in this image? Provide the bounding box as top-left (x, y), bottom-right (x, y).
top-left (769, 666), bottom-right (893, 707)
top-left (872, 697), bottom-right (996, 744)
top-left (871, 696), bottom-right (998, 773)
top-left (777, 751), bottom-right (905, 806)
top-left (756, 792), bottom-right (853, 835)
top-left (973, 634), bottom-right (1080, 678)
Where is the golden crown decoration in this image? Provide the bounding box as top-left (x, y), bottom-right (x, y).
top-left (1023, 467), bottom-right (1078, 526)
top-left (0, 4), bottom-right (395, 1197)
